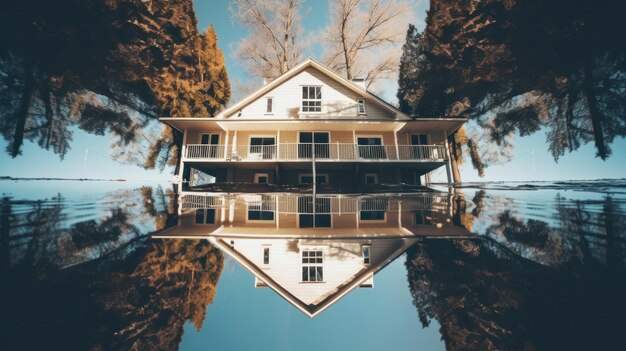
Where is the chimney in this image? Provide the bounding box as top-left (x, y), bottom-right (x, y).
top-left (352, 78), bottom-right (366, 89)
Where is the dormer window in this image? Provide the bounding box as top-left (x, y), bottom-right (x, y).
top-left (357, 98), bottom-right (366, 114)
top-left (266, 97), bottom-right (273, 114)
top-left (302, 86), bottom-right (322, 112)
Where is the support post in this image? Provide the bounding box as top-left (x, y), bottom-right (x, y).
top-left (224, 129), bottom-right (230, 159)
top-left (443, 129), bottom-right (452, 186)
top-left (277, 130), bottom-right (281, 160)
top-left (393, 130), bottom-right (400, 160)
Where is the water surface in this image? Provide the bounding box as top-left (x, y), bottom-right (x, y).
top-left (1, 180), bottom-right (625, 351)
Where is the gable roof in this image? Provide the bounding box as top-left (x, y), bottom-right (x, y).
top-left (218, 58), bottom-right (410, 120)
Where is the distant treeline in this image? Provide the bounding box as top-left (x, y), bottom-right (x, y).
top-left (0, 0), bottom-right (230, 170)
top-left (398, 0), bottom-right (626, 179)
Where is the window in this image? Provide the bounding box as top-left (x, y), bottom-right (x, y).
top-left (414, 210), bottom-right (433, 225)
top-left (247, 195), bottom-right (275, 221)
top-left (302, 86), bottom-right (322, 112)
top-left (249, 137), bottom-right (276, 160)
top-left (360, 198), bottom-right (387, 222)
top-left (254, 173), bottom-right (269, 184)
top-left (266, 97), bottom-right (273, 113)
top-left (299, 173), bottom-right (328, 185)
top-left (357, 136), bottom-right (387, 159)
top-left (302, 250), bottom-right (324, 282)
top-left (195, 209), bottom-right (215, 224)
top-left (410, 134), bottom-right (429, 145)
top-left (357, 98), bottom-right (366, 114)
top-left (364, 173), bottom-right (378, 184)
top-left (362, 245), bottom-right (371, 265)
top-left (299, 132), bottom-right (330, 158)
top-left (263, 247), bottom-right (270, 265)
top-left (298, 196), bottom-right (331, 228)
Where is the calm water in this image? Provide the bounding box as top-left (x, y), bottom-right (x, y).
top-left (1, 180), bottom-right (625, 351)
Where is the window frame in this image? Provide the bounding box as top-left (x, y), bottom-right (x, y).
top-left (364, 173), bottom-right (378, 185)
top-left (262, 246), bottom-right (271, 267)
top-left (254, 173), bottom-right (270, 184)
top-left (357, 97), bottom-right (366, 114)
top-left (194, 208), bottom-right (216, 225)
top-left (301, 249), bottom-right (324, 283)
top-left (265, 97), bottom-right (273, 114)
top-left (245, 195), bottom-right (275, 223)
top-left (298, 173), bottom-right (329, 185)
top-left (301, 85), bottom-right (322, 113)
top-left (362, 245), bottom-right (371, 265)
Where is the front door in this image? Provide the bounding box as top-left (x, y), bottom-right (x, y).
top-left (299, 132), bottom-right (330, 159)
top-left (200, 133), bottom-right (220, 158)
top-left (249, 137), bottom-right (276, 160)
top-left (357, 137), bottom-right (386, 159)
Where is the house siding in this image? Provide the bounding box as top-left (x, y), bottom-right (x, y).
top-left (227, 67), bottom-right (393, 120)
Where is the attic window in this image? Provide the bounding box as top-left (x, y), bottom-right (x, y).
top-left (362, 245), bottom-right (371, 265)
top-left (266, 97), bottom-right (273, 114)
top-left (357, 98), bottom-right (366, 114)
top-left (302, 86), bottom-right (322, 112)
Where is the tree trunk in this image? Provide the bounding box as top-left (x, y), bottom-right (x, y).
top-left (583, 54), bottom-right (608, 159)
top-left (172, 128), bottom-right (183, 175)
top-left (11, 64), bottom-right (34, 158)
top-left (448, 134), bottom-right (462, 183)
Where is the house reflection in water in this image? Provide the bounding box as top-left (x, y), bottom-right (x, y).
top-left (154, 192), bottom-right (473, 317)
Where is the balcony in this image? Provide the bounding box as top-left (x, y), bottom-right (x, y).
top-left (184, 143), bottom-right (446, 162)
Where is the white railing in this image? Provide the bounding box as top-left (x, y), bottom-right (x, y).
top-left (184, 143), bottom-right (446, 161)
top-left (181, 193), bottom-right (449, 213)
top-left (185, 144), bottom-right (227, 159)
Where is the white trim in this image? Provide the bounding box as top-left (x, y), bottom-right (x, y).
top-left (254, 173), bottom-right (270, 184)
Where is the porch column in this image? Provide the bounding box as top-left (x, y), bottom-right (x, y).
top-left (393, 130), bottom-right (400, 160)
top-left (443, 129), bottom-right (452, 185)
top-left (277, 130), bottom-right (281, 159)
top-left (224, 129), bottom-right (230, 159)
top-left (232, 130), bottom-right (238, 154)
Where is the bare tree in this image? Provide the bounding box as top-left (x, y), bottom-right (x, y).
top-left (321, 0), bottom-right (413, 89)
top-left (231, 0), bottom-right (309, 79)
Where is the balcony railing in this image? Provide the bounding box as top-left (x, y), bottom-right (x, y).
top-left (180, 194), bottom-right (449, 213)
top-left (184, 143), bottom-right (446, 162)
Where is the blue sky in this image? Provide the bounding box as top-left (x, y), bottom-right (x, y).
top-left (0, 0), bottom-right (624, 182)
top-left (179, 255), bottom-right (444, 351)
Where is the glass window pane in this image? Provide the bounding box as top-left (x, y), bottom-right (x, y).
top-left (302, 267), bottom-right (308, 281)
top-left (302, 87), bottom-right (308, 99)
top-left (264, 248), bottom-right (270, 265)
top-left (206, 209), bottom-right (215, 224)
top-left (195, 209), bottom-right (205, 224)
top-left (299, 214), bottom-right (314, 228)
top-left (316, 266), bottom-right (323, 281)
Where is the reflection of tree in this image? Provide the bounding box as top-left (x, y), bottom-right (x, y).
top-left (1, 186), bottom-right (224, 350)
top-left (406, 194), bottom-right (626, 350)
